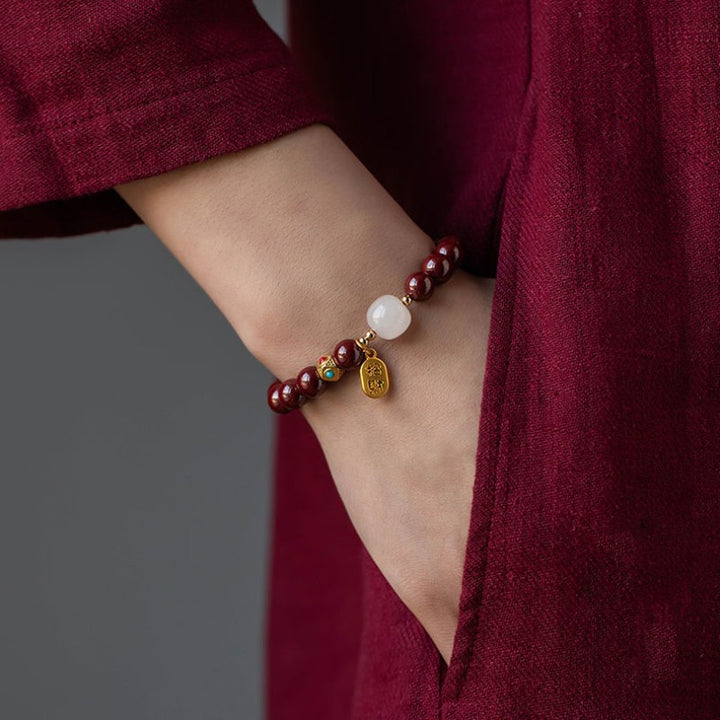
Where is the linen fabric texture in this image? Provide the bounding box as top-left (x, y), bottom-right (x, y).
top-left (2, 1), bottom-right (719, 719)
top-left (0, 0), bottom-right (334, 237)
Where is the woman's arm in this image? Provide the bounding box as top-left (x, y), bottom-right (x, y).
top-left (114, 122), bottom-right (494, 664)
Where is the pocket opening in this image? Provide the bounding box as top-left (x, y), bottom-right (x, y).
top-left (437, 269), bottom-right (511, 703)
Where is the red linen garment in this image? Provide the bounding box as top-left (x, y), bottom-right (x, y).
top-left (2, 2), bottom-right (719, 720)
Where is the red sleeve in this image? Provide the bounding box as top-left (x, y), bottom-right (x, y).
top-left (0, 1), bottom-right (336, 239)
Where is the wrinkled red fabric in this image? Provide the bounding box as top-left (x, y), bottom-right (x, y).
top-left (2, 2), bottom-right (719, 719)
top-left (272, 2), bottom-right (720, 718)
top-left (0, 1), bottom-right (333, 236)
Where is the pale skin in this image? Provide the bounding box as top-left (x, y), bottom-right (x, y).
top-left (114, 123), bottom-right (495, 665)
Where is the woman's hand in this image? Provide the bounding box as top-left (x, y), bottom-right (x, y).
top-left (114, 122), bottom-right (493, 663)
top-left (300, 269), bottom-right (493, 663)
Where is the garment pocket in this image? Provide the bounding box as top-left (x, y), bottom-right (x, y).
top-left (437, 252), bottom-right (517, 705)
top-left (438, 82), bottom-right (537, 708)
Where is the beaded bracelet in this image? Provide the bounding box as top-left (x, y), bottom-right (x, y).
top-left (266, 234), bottom-right (463, 413)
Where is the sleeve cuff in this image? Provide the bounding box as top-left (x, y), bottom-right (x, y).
top-left (0, 62), bottom-right (338, 239)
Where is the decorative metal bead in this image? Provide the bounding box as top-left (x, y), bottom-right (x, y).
top-left (316, 354), bottom-right (344, 382)
top-left (400, 293), bottom-right (414, 306)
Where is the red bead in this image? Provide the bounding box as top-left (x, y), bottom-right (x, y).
top-left (421, 252), bottom-right (454, 284)
top-left (267, 381), bottom-right (292, 413)
top-left (435, 235), bottom-right (463, 267)
top-left (297, 366), bottom-right (326, 397)
top-left (333, 338), bottom-right (364, 369)
top-left (404, 271), bottom-right (435, 301)
top-left (280, 379), bottom-right (307, 409)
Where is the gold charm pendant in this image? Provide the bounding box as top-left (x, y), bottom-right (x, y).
top-left (359, 348), bottom-right (390, 398)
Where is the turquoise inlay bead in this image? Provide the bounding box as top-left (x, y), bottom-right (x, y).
top-left (325, 370), bottom-right (334, 378)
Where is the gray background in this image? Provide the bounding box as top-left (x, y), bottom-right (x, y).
top-left (0, 2), bottom-right (285, 718)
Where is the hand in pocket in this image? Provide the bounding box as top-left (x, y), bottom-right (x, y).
top-left (301, 269), bottom-right (495, 663)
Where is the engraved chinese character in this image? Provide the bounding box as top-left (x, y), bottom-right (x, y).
top-left (365, 362), bottom-right (382, 377)
top-left (368, 378), bottom-right (385, 393)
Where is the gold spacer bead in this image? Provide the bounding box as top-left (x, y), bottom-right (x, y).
top-left (401, 294), bottom-right (413, 306)
top-left (355, 337), bottom-right (368, 350)
top-left (364, 330), bottom-right (376, 342)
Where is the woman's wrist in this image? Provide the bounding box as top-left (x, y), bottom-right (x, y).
top-left (249, 220), bottom-right (436, 381)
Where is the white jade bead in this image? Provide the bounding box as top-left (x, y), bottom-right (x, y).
top-left (366, 294), bottom-right (412, 340)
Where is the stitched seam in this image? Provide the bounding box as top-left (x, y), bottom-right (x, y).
top-left (0, 60), bottom-right (290, 139)
top-left (447, 76), bottom-right (539, 705)
top-left (456, 229), bottom-right (519, 699)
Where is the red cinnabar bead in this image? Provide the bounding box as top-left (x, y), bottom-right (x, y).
top-left (435, 235), bottom-right (463, 266)
top-left (421, 252), bottom-right (454, 284)
top-left (280, 379), bottom-right (306, 409)
top-left (267, 381), bottom-right (292, 413)
top-left (404, 271), bottom-right (434, 301)
top-left (297, 366), bottom-right (325, 397)
top-left (333, 338), bottom-right (364, 369)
